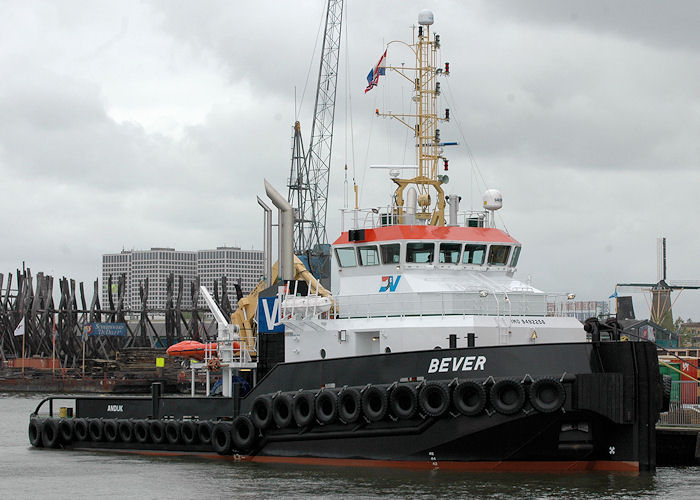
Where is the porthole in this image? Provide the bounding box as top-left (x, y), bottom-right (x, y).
top-left (384, 347), bottom-right (391, 353)
top-left (320, 349), bottom-right (326, 359)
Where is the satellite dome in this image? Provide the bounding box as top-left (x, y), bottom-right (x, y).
top-left (418, 10), bottom-right (434, 26)
top-left (482, 189), bottom-right (503, 211)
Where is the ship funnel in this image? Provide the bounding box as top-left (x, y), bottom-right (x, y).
top-left (264, 179), bottom-right (294, 281)
top-left (405, 187), bottom-right (418, 225)
top-left (446, 194), bottom-right (461, 226)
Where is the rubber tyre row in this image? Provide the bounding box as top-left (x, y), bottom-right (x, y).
top-left (30, 417), bottom-right (209, 447)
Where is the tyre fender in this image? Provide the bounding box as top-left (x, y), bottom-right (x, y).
top-left (338, 387), bottom-right (362, 423)
top-left (490, 379), bottom-right (526, 415)
top-left (362, 385), bottom-right (389, 422)
top-left (211, 422), bottom-right (232, 455)
top-left (231, 415), bottom-right (256, 452)
top-left (453, 380), bottom-right (487, 416)
top-left (418, 381), bottom-right (451, 417)
top-left (292, 391), bottom-right (316, 427)
top-left (28, 418), bottom-right (44, 448)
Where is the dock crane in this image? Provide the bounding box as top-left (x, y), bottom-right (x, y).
top-left (287, 0), bottom-right (343, 288)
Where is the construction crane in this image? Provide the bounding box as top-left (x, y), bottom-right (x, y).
top-left (287, 0), bottom-right (343, 287)
top-left (616, 237), bottom-right (700, 330)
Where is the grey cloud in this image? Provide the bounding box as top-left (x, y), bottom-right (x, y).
top-left (483, 0), bottom-right (700, 53)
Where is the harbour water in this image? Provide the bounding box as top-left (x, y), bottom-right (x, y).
top-left (3, 393), bottom-right (699, 499)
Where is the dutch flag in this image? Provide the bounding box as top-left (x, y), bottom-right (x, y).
top-left (365, 49), bottom-right (387, 93)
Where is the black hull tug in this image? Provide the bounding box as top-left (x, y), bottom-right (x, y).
top-left (28, 9), bottom-right (666, 473)
top-left (30, 340), bottom-right (664, 472)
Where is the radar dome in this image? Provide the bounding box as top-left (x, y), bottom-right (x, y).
top-left (418, 10), bottom-right (434, 25)
top-left (482, 189), bottom-right (503, 211)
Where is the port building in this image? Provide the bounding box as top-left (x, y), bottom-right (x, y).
top-left (102, 247), bottom-right (263, 311)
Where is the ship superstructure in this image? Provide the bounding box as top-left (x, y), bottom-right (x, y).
top-left (279, 10), bottom-right (583, 362)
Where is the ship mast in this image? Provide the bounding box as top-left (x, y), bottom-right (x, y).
top-left (378, 10), bottom-right (450, 226)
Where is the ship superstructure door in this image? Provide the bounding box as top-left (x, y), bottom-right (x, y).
top-left (355, 331), bottom-right (381, 355)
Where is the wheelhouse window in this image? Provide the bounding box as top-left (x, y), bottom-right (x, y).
top-left (406, 242), bottom-right (435, 263)
top-left (462, 244), bottom-right (486, 265)
top-left (487, 245), bottom-right (511, 266)
top-left (439, 243), bottom-right (462, 264)
top-left (358, 245), bottom-right (380, 266)
top-left (509, 246), bottom-right (521, 267)
top-left (380, 243), bottom-right (400, 264)
top-left (335, 247), bottom-right (357, 267)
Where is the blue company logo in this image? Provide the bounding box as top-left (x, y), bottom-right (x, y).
top-left (257, 297), bottom-right (285, 333)
top-left (379, 275), bottom-right (401, 292)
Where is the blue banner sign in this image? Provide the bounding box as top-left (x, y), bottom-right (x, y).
top-left (257, 297), bottom-right (284, 333)
top-left (83, 322), bottom-right (127, 337)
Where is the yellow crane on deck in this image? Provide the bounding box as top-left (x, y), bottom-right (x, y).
top-left (230, 256), bottom-right (332, 356)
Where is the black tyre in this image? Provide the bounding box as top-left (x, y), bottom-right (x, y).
top-left (272, 393), bottom-right (294, 429)
top-left (165, 420), bottom-right (181, 445)
top-left (134, 420), bottom-right (150, 444)
top-left (103, 419), bottom-right (119, 442)
top-left (42, 418), bottom-right (61, 448)
top-left (418, 381), bottom-right (451, 417)
top-left (453, 380), bottom-right (487, 416)
top-left (362, 385), bottom-right (389, 422)
top-left (490, 379), bottom-right (526, 415)
top-left (529, 378), bottom-right (566, 413)
top-left (58, 419), bottom-right (73, 444)
top-left (338, 387), bottom-right (362, 423)
top-left (212, 422), bottom-right (232, 455)
top-left (73, 418), bottom-right (89, 442)
top-left (232, 415), bottom-right (256, 452)
top-left (315, 390), bottom-right (339, 425)
top-left (389, 384), bottom-right (419, 419)
top-left (661, 375), bottom-right (672, 413)
top-left (250, 395), bottom-right (273, 430)
top-left (149, 420), bottom-right (167, 444)
top-left (118, 420), bottom-right (134, 443)
top-left (292, 391), bottom-right (315, 427)
top-left (181, 420), bottom-right (198, 446)
top-left (28, 418), bottom-right (44, 448)
top-left (197, 420), bottom-right (214, 445)
top-left (88, 418), bottom-right (104, 441)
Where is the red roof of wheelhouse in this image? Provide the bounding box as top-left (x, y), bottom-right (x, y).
top-left (333, 225), bottom-right (519, 245)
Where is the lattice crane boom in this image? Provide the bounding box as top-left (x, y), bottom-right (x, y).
top-left (288, 0), bottom-right (343, 255)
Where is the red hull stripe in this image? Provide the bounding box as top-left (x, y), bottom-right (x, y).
top-left (90, 448), bottom-right (638, 473)
top-left (333, 226), bottom-right (518, 245)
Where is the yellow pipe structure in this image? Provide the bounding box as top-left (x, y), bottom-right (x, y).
top-left (230, 255), bottom-right (332, 356)
top-left (659, 359), bottom-right (700, 383)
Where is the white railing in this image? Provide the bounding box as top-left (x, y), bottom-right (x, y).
top-left (324, 290), bottom-right (547, 319)
top-left (279, 285), bottom-right (584, 322)
top-left (339, 207), bottom-right (493, 231)
top-left (658, 380), bottom-right (700, 426)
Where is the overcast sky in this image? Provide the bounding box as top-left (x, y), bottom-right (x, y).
top-left (1, 1), bottom-right (699, 320)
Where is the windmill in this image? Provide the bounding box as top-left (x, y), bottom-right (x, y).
top-left (616, 237), bottom-right (700, 330)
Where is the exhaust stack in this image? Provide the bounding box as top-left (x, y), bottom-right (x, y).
top-left (264, 180), bottom-right (294, 282)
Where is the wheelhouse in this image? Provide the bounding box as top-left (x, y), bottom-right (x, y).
top-left (332, 226), bottom-right (521, 273)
